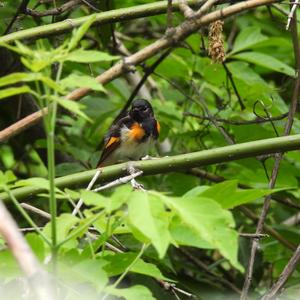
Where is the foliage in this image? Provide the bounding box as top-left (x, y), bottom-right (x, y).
top-left (0, 1), bottom-right (300, 300)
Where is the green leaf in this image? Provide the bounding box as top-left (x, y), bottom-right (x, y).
top-left (0, 86), bottom-right (34, 100)
top-left (200, 181), bottom-right (274, 209)
top-left (106, 285), bottom-right (155, 300)
top-left (66, 49), bottom-right (119, 63)
top-left (25, 233), bottom-right (45, 261)
top-left (60, 74), bottom-right (106, 92)
top-left (128, 191), bottom-right (171, 258)
top-left (232, 51), bottom-right (295, 77)
top-left (54, 97), bottom-right (92, 122)
top-left (0, 72), bottom-right (39, 87)
top-left (103, 252), bottom-right (171, 281)
top-left (72, 259), bottom-right (108, 291)
top-left (15, 177), bottom-right (62, 194)
top-left (68, 14), bottom-right (97, 51)
top-left (43, 213), bottom-right (79, 247)
top-left (231, 26), bottom-right (268, 54)
top-left (0, 170), bottom-right (16, 187)
top-left (81, 190), bottom-right (107, 207)
top-left (170, 216), bottom-right (213, 249)
top-left (159, 194), bottom-right (243, 272)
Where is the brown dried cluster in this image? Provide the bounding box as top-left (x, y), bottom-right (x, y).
top-left (208, 20), bottom-right (225, 63)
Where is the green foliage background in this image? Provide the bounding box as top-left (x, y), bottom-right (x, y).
top-left (0, 1), bottom-right (299, 299)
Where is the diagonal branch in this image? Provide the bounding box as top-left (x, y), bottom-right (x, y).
top-left (0, 0), bottom-right (278, 143)
top-left (241, 6), bottom-right (300, 299)
top-left (262, 245), bottom-right (300, 300)
top-left (1, 133), bottom-right (300, 202)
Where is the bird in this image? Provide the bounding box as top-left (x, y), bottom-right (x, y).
top-left (97, 99), bottom-right (160, 167)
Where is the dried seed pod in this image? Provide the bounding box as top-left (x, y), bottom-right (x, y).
top-left (208, 20), bottom-right (225, 63)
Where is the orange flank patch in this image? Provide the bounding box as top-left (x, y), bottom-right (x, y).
top-left (129, 122), bottom-right (145, 141)
top-left (156, 121), bottom-right (160, 133)
top-left (105, 136), bottom-right (120, 148)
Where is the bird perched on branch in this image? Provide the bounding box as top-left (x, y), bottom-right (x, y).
top-left (97, 99), bottom-right (160, 167)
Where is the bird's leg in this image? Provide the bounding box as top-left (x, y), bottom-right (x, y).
top-left (126, 162), bottom-right (145, 191)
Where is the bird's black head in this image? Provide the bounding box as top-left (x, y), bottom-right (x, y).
top-left (130, 99), bottom-right (154, 122)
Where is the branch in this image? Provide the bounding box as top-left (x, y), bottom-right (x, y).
top-left (0, 0), bottom-right (278, 142)
top-left (262, 245), bottom-right (300, 300)
top-left (0, 200), bottom-right (53, 299)
top-left (2, 133), bottom-right (300, 201)
top-left (0, 0), bottom-right (205, 44)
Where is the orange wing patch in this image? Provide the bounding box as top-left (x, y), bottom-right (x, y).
top-left (105, 136), bottom-right (120, 148)
top-left (129, 122), bottom-right (145, 141)
top-left (156, 121), bottom-right (160, 133)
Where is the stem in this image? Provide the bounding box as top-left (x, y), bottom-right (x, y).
top-left (46, 62), bottom-right (63, 264)
top-left (102, 244), bottom-right (147, 300)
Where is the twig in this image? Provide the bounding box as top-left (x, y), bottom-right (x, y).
top-left (239, 233), bottom-right (269, 238)
top-left (25, 0), bottom-right (81, 17)
top-left (238, 206), bottom-right (296, 251)
top-left (183, 112), bottom-right (288, 125)
top-left (222, 62), bottom-right (245, 110)
top-left (167, 0), bottom-right (173, 29)
top-left (241, 8), bottom-right (300, 299)
top-left (286, 0), bottom-right (299, 30)
top-left (262, 245), bottom-right (300, 300)
top-left (0, 200), bottom-right (54, 300)
top-left (93, 171), bottom-right (143, 192)
top-left (72, 169), bottom-right (101, 216)
top-left (0, 0), bottom-right (278, 142)
top-left (21, 203), bottom-right (51, 220)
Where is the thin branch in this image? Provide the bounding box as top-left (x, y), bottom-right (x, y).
top-left (286, 0), bottom-right (300, 30)
top-left (3, 133), bottom-right (300, 202)
top-left (21, 203), bottom-right (51, 219)
top-left (239, 233), bottom-right (269, 238)
top-left (241, 8), bottom-right (300, 299)
top-left (93, 171), bottom-right (143, 192)
top-left (262, 245), bottom-right (300, 300)
top-left (222, 62), bottom-right (245, 110)
top-left (179, 248), bottom-right (242, 294)
top-left (183, 112), bottom-right (288, 125)
top-left (0, 0), bottom-right (278, 142)
top-left (167, 0), bottom-right (174, 29)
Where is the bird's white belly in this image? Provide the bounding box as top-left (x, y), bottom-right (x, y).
top-left (106, 126), bottom-right (152, 164)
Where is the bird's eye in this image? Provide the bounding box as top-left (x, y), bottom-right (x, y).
top-left (142, 106), bottom-right (147, 111)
